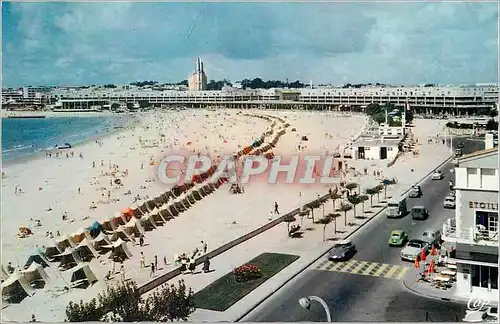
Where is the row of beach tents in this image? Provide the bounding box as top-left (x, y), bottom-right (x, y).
top-left (1, 113), bottom-right (289, 305)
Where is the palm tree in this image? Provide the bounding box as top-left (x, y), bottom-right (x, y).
top-left (345, 182), bottom-right (358, 195)
top-left (359, 195), bottom-right (369, 214)
top-left (329, 190), bottom-right (342, 211)
top-left (339, 202), bottom-right (353, 227)
top-left (307, 200), bottom-right (322, 223)
top-left (283, 214), bottom-right (296, 236)
top-left (347, 195), bottom-right (363, 218)
top-left (298, 208), bottom-right (310, 227)
top-left (327, 213), bottom-right (342, 234)
top-left (374, 185), bottom-right (384, 202)
top-left (365, 188), bottom-right (377, 207)
top-left (317, 215), bottom-right (332, 241)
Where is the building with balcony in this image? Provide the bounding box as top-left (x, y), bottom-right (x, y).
top-left (442, 146), bottom-right (499, 302)
top-left (47, 84), bottom-right (498, 115)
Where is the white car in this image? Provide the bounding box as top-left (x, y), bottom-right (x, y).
top-left (431, 171), bottom-right (444, 180)
top-left (443, 196), bottom-right (456, 209)
top-left (400, 239), bottom-right (430, 261)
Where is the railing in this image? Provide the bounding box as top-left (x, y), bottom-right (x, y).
top-left (442, 221), bottom-right (498, 246)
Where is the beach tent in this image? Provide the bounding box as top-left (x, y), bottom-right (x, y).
top-left (139, 213), bottom-right (157, 231)
top-left (55, 234), bottom-right (76, 251)
top-left (1, 271), bottom-right (35, 301)
top-left (110, 225), bottom-right (135, 243)
top-left (76, 238), bottom-right (100, 261)
top-left (100, 216), bottom-right (119, 233)
top-left (54, 247), bottom-right (79, 270)
top-left (24, 252), bottom-right (49, 269)
top-left (113, 211), bottom-right (128, 224)
top-left (21, 262), bottom-right (50, 284)
top-left (108, 239), bottom-right (133, 261)
top-left (72, 227), bottom-right (91, 244)
top-left (70, 264), bottom-right (98, 287)
top-left (129, 203), bottom-right (143, 217)
top-left (43, 245), bottom-right (62, 260)
top-left (91, 232), bottom-right (112, 250)
top-left (124, 217), bottom-right (145, 236)
top-left (120, 208), bottom-right (134, 221)
top-left (154, 207), bottom-right (170, 222)
top-left (86, 221), bottom-right (102, 238)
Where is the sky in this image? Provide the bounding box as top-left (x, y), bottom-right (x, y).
top-left (2, 1), bottom-right (498, 87)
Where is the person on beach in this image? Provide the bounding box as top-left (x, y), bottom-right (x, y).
top-left (120, 264), bottom-right (125, 281)
top-left (92, 161), bottom-right (95, 168)
top-left (150, 262), bottom-right (155, 277)
top-left (77, 187), bottom-right (81, 194)
top-left (139, 234), bottom-right (145, 246)
top-left (140, 252), bottom-right (146, 268)
top-left (202, 241), bottom-right (208, 254)
top-left (274, 202), bottom-right (280, 214)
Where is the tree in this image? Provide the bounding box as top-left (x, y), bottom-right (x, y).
top-left (365, 188), bottom-right (377, 207)
top-left (306, 200), bottom-right (322, 224)
top-left (283, 214), bottom-right (296, 236)
top-left (339, 202), bottom-right (352, 227)
top-left (347, 195), bottom-right (363, 218)
top-left (298, 208), bottom-right (309, 227)
top-left (359, 195), bottom-right (369, 214)
top-left (374, 185), bottom-right (384, 202)
top-left (327, 213), bottom-right (342, 234)
top-left (65, 280), bottom-right (195, 322)
top-left (345, 182), bottom-right (358, 195)
top-left (486, 119), bottom-right (498, 131)
top-left (317, 215), bottom-right (332, 241)
top-left (329, 190), bottom-right (342, 211)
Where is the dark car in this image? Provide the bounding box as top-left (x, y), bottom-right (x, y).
top-left (408, 185), bottom-right (422, 198)
top-left (328, 240), bottom-right (356, 261)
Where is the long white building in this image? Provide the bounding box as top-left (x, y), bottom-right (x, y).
top-left (4, 84), bottom-right (498, 115)
top-left (442, 145), bottom-right (498, 302)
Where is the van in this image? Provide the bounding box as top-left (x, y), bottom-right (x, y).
top-left (386, 196), bottom-right (407, 218)
top-left (411, 205), bottom-right (429, 220)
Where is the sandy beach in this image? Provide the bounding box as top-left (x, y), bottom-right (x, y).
top-left (2, 109), bottom-right (373, 321)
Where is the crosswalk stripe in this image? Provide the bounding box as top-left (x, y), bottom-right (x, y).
top-left (367, 263), bottom-right (383, 276)
top-left (334, 260), bottom-right (355, 272)
top-left (359, 262), bottom-right (379, 276)
top-left (396, 267), bottom-right (410, 280)
top-left (384, 265), bottom-right (400, 279)
top-left (373, 264), bottom-right (391, 277)
top-left (350, 261), bottom-right (369, 274)
top-left (344, 260), bottom-right (362, 273)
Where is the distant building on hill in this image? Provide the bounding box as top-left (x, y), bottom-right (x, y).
top-left (188, 57), bottom-right (207, 91)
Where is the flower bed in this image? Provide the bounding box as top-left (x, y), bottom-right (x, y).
top-left (233, 264), bottom-right (262, 282)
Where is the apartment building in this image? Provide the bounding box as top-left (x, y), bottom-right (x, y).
top-left (49, 85), bottom-right (498, 115)
top-left (442, 145), bottom-right (499, 302)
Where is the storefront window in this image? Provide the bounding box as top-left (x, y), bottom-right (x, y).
top-left (471, 265), bottom-right (499, 290)
top-left (491, 267), bottom-right (498, 290)
top-left (476, 211), bottom-right (498, 232)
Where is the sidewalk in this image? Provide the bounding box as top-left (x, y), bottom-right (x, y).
top-left (160, 141), bottom-right (453, 322)
top-left (402, 267), bottom-right (468, 304)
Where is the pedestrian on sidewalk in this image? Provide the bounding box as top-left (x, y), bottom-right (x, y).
top-left (203, 257), bottom-right (210, 273)
top-left (140, 252), bottom-right (146, 268)
top-left (150, 262), bottom-right (155, 277)
top-left (274, 202), bottom-right (279, 214)
top-left (163, 256), bottom-right (168, 266)
top-left (201, 241), bottom-right (207, 254)
top-left (269, 210), bottom-right (274, 220)
top-left (154, 255), bottom-right (158, 270)
top-left (188, 258), bottom-right (196, 274)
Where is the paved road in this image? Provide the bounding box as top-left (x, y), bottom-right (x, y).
top-left (243, 139), bottom-right (483, 322)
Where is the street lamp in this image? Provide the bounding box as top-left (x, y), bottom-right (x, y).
top-left (298, 296), bottom-right (332, 322)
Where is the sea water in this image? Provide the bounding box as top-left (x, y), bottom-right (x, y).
top-left (1, 115), bottom-right (130, 162)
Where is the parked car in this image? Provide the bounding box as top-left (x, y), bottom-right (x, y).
top-left (455, 148), bottom-right (463, 157)
top-left (431, 170), bottom-right (444, 180)
top-left (419, 229), bottom-right (442, 248)
top-left (411, 205), bottom-right (429, 220)
top-left (443, 195), bottom-right (456, 209)
top-left (400, 239), bottom-right (430, 261)
top-left (328, 240), bottom-right (356, 261)
top-left (408, 185), bottom-right (422, 198)
top-left (388, 230), bottom-right (409, 247)
top-left (449, 191), bottom-right (456, 197)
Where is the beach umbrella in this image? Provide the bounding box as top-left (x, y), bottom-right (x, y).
top-left (430, 245), bottom-right (437, 256)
